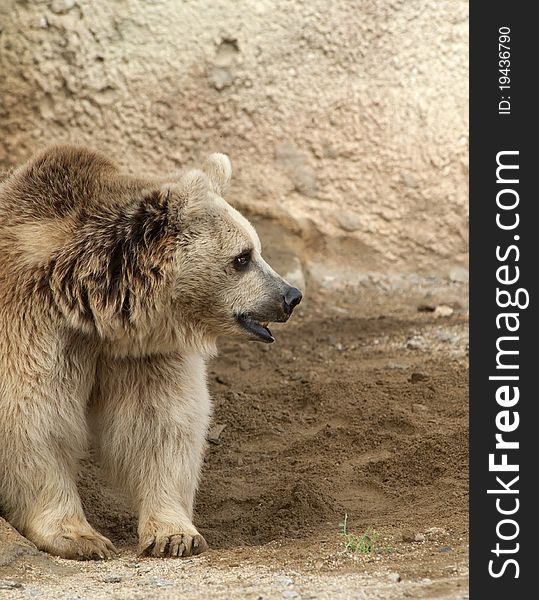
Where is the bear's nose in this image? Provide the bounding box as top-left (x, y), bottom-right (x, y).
top-left (283, 286), bottom-right (302, 315)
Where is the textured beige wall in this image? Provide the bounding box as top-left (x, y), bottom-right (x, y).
top-left (0, 0), bottom-right (468, 281)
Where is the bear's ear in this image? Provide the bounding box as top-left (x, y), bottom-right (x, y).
top-left (177, 169), bottom-right (211, 203)
top-left (166, 169), bottom-right (211, 222)
top-left (202, 153), bottom-right (232, 197)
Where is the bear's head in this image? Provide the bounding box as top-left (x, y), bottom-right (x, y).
top-left (50, 153), bottom-right (302, 355)
top-left (166, 154), bottom-right (302, 350)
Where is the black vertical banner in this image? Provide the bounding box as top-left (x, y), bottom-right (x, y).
top-left (470, 2), bottom-right (537, 598)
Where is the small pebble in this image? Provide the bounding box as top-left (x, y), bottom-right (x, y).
top-left (401, 531), bottom-right (415, 543)
top-left (282, 591), bottom-right (299, 599)
top-left (102, 575), bottom-right (123, 583)
top-left (207, 423), bottom-right (226, 444)
top-left (425, 526), bottom-right (448, 537)
top-left (434, 305), bottom-right (454, 318)
top-left (0, 581), bottom-right (23, 589)
top-left (439, 546), bottom-right (453, 552)
top-left (410, 372), bottom-right (429, 383)
top-left (388, 572), bottom-right (401, 583)
top-left (406, 337), bottom-right (425, 350)
top-left (387, 362), bottom-right (407, 370)
top-left (414, 533), bottom-right (426, 542)
top-left (435, 331), bottom-right (454, 343)
top-left (149, 577), bottom-right (174, 588)
top-left (417, 304), bottom-right (435, 312)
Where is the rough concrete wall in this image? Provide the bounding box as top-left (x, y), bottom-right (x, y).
top-left (0, 0), bottom-right (468, 282)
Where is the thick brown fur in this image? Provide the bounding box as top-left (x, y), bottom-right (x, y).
top-left (0, 145), bottom-right (299, 559)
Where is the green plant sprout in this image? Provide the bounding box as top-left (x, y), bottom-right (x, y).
top-left (339, 514), bottom-right (389, 554)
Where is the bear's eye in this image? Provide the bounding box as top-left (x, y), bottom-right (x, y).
top-left (233, 251), bottom-right (251, 271)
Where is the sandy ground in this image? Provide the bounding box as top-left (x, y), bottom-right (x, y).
top-left (0, 283), bottom-right (469, 599)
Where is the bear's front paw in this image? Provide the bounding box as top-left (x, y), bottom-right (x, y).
top-left (139, 532), bottom-right (208, 558)
top-left (30, 528), bottom-right (118, 560)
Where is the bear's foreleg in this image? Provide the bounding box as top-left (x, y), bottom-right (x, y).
top-left (0, 376), bottom-right (117, 560)
top-left (90, 352), bottom-right (211, 558)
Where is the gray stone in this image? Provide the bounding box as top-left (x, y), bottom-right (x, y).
top-left (406, 336), bottom-right (425, 350)
top-left (0, 581), bottom-right (23, 589)
top-left (336, 210), bottom-right (362, 232)
top-left (102, 575), bottom-right (123, 583)
top-left (387, 572), bottom-right (401, 583)
top-left (425, 526), bottom-right (448, 537)
top-left (148, 577), bottom-right (174, 588)
top-left (386, 362), bottom-right (407, 370)
top-left (434, 331), bottom-right (455, 343)
top-left (207, 423), bottom-right (226, 444)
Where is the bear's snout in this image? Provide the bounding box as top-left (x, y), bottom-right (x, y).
top-left (283, 286), bottom-right (302, 317)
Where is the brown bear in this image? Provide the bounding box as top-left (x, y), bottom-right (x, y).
top-left (0, 146), bottom-right (302, 559)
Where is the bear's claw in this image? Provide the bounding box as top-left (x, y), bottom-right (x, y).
top-left (139, 532), bottom-right (208, 558)
top-left (36, 529), bottom-right (118, 560)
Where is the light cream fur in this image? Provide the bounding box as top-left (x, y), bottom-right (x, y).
top-left (11, 218), bottom-right (75, 266)
top-left (0, 147), bottom-right (299, 560)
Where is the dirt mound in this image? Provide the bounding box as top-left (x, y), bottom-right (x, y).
top-left (202, 479), bottom-right (343, 547)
